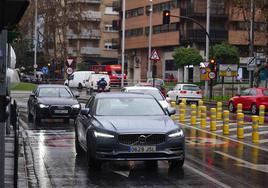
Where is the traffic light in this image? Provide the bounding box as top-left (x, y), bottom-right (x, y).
top-left (209, 59), bottom-right (216, 71)
top-left (162, 10), bottom-right (170, 25)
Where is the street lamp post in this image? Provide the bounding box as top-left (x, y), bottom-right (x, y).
top-left (148, 0), bottom-right (153, 79)
top-left (34, 0), bottom-right (38, 78)
top-left (121, 0), bottom-right (126, 88)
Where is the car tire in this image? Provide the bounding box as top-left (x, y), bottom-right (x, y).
top-left (169, 158), bottom-right (184, 169)
top-left (28, 110), bottom-right (33, 122)
top-left (75, 127), bottom-right (83, 156)
top-left (33, 110), bottom-right (41, 126)
top-left (78, 83), bottom-right (83, 90)
top-left (251, 103), bottom-right (258, 115)
top-left (228, 102), bottom-right (235, 113)
top-left (86, 140), bottom-right (101, 169)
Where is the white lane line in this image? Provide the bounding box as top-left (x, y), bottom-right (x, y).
top-left (214, 151), bottom-right (252, 165)
top-left (230, 130), bottom-right (268, 138)
top-left (259, 139), bottom-right (268, 144)
top-left (184, 163), bottom-right (231, 188)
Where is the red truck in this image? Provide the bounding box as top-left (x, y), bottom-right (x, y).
top-left (89, 65), bottom-right (127, 85)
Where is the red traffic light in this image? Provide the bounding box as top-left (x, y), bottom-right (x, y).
top-left (210, 59), bottom-right (215, 64)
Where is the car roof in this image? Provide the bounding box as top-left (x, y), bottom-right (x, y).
top-left (124, 86), bottom-right (158, 91)
top-left (95, 92), bottom-right (155, 99)
top-left (37, 84), bottom-right (68, 88)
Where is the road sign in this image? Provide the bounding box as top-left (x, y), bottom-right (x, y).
top-left (66, 58), bottom-right (73, 67)
top-left (208, 71), bottom-right (216, 79)
top-left (219, 64), bottom-right (238, 77)
top-left (66, 67), bottom-right (73, 75)
top-left (34, 64), bottom-right (38, 69)
top-left (200, 68), bottom-right (209, 81)
top-left (41, 66), bottom-right (49, 75)
top-left (150, 49), bottom-right (160, 61)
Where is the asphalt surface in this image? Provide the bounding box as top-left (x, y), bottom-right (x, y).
top-left (12, 89), bottom-right (268, 188)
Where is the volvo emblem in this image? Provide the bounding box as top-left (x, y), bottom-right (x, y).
top-left (138, 135), bottom-right (146, 144)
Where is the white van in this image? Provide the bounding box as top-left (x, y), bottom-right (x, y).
top-left (64, 71), bottom-right (95, 89)
top-left (85, 73), bottom-right (110, 92)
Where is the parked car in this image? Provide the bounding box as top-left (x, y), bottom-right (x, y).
top-left (64, 71), bottom-right (95, 89)
top-left (75, 93), bottom-right (184, 169)
top-left (167, 84), bottom-right (202, 104)
top-left (28, 84), bottom-right (81, 125)
top-left (145, 78), bottom-right (167, 97)
top-left (121, 86), bottom-right (171, 109)
top-left (85, 73), bottom-right (110, 93)
top-left (228, 88), bottom-right (268, 114)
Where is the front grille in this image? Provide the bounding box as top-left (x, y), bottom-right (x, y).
top-left (49, 105), bottom-right (72, 115)
top-left (118, 134), bottom-right (165, 145)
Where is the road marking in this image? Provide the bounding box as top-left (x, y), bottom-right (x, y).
top-left (214, 126), bottom-right (253, 133)
top-left (259, 139), bottom-right (268, 144)
top-left (215, 151), bottom-right (268, 173)
top-left (185, 163), bottom-right (231, 188)
top-left (230, 130), bottom-right (268, 138)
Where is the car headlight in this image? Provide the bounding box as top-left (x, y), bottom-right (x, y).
top-left (93, 131), bottom-right (114, 138)
top-left (39, 104), bottom-right (49, 108)
top-left (72, 104), bottom-right (80, 109)
top-left (168, 129), bottom-right (184, 138)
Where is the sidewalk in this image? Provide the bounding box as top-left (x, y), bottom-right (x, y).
top-left (4, 125), bottom-right (28, 188)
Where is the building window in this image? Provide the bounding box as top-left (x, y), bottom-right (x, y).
top-left (105, 6), bottom-right (119, 15)
top-left (126, 28), bottom-right (143, 37)
top-left (126, 7), bottom-right (144, 18)
top-left (165, 60), bottom-right (177, 71)
top-left (146, 0), bottom-right (179, 13)
top-left (232, 21), bottom-right (266, 32)
top-left (145, 23), bottom-right (179, 35)
top-left (104, 42), bottom-right (118, 50)
top-left (105, 24), bottom-right (117, 32)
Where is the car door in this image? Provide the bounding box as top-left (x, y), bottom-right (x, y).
top-left (235, 89), bottom-right (250, 109)
top-left (245, 89), bottom-right (257, 110)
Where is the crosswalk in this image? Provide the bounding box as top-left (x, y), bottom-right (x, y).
top-left (176, 114), bottom-right (268, 146)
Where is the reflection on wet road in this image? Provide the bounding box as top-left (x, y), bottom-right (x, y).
top-left (20, 114), bottom-right (268, 188)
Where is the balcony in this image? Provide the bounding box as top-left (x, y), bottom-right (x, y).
top-left (80, 47), bottom-right (100, 55)
top-left (181, 1), bottom-right (228, 18)
top-left (70, 11), bottom-right (101, 21)
top-left (181, 29), bottom-right (228, 43)
top-left (67, 29), bottom-right (101, 39)
top-left (67, 0), bottom-right (101, 4)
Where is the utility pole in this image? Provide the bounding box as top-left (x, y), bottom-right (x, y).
top-left (121, 0), bottom-right (125, 87)
top-left (249, 0), bottom-right (255, 87)
top-left (34, 0), bottom-right (38, 78)
top-left (148, 0), bottom-right (153, 79)
top-left (205, 0), bottom-right (210, 97)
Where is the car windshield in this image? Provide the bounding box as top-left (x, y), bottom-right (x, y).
top-left (127, 89), bottom-right (164, 100)
top-left (96, 97), bottom-right (165, 116)
top-left (148, 79), bottom-right (163, 85)
top-left (262, 90), bottom-right (268, 96)
top-left (38, 87), bottom-right (73, 98)
top-left (182, 85), bottom-right (199, 91)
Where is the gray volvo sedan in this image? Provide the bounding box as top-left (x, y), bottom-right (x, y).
top-left (75, 92), bottom-right (185, 169)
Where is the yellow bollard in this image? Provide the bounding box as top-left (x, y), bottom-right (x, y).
top-left (252, 115), bottom-right (259, 143)
top-left (216, 102), bottom-right (222, 120)
top-left (171, 101), bottom-right (176, 108)
top-left (259, 105), bottom-right (265, 125)
top-left (223, 110), bottom-right (230, 135)
top-left (200, 106), bottom-right (207, 129)
top-left (190, 104), bottom-right (197, 126)
top-left (237, 113), bottom-right (244, 139)
top-left (210, 108), bottom-right (217, 131)
top-left (171, 114), bottom-right (176, 121)
top-left (198, 100), bottom-right (203, 118)
top-left (179, 103), bottom-right (186, 123)
top-left (181, 99), bottom-right (186, 104)
top-left (237, 103), bottom-right (243, 114)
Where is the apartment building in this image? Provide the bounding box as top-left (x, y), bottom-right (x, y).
top-left (122, 0), bottom-right (267, 82)
top-left (67, 0), bottom-right (119, 66)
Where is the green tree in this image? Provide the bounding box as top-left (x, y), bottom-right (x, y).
top-left (76, 62), bottom-right (88, 71)
top-left (172, 48), bottom-right (202, 82)
top-left (212, 43), bottom-right (239, 64)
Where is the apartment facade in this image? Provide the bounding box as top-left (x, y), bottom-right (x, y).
top-left (67, 0), bottom-right (119, 66)
top-left (123, 0), bottom-right (267, 82)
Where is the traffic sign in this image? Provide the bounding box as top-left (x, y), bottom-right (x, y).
top-left (41, 66), bottom-right (49, 75)
top-left (150, 49), bottom-right (160, 61)
top-left (66, 67), bottom-right (73, 75)
top-left (208, 71), bottom-right (216, 79)
top-left (66, 58), bottom-right (73, 67)
top-left (34, 64), bottom-right (38, 69)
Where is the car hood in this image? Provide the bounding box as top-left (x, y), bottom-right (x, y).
top-left (37, 97), bottom-right (78, 105)
top-left (95, 116), bottom-right (179, 134)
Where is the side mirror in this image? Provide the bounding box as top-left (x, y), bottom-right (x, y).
top-left (30, 93), bottom-right (35, 98)
top-left (73, 92), bottom-right (80, 98)
top-left (166, 97), bottom-right (171, 103)
top-left (166, 107), bottom-right (176, 116)
top-left (81, 108), bottom-right (90, 116)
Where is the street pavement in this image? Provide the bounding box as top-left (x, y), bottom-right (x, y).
top-left (6, 89), bottom-right (268, 187)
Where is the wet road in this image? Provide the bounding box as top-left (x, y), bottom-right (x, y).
top-left (12, 92), bottom-right (268, 188)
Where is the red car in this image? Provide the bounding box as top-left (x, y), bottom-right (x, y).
top-left (228, 88), bottom-right (268, 114)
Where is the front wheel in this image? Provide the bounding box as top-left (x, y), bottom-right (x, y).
top-left (33, 110), bottom-right (41, 126)
top-left (169, 158), bottom-right (184, 169)
top-left (28, 110), bottom-right (33, 122)
top-left (75, 127), bottom-right (83, 156)
top-left (251, 103), bottom-right (258, 115)
top-left (87, 141), bottom-right (102, 169)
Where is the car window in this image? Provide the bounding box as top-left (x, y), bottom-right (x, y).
top-left (262, 90), bottom-right (268, 96)
top-left (182, 85), bottom-right (199, 91)
top-left (96, 97), bottom-right (165, 116)
top-left (241, 89), bottom-right (250, 96)
top-left (38, 87), bottom-right (72, 98)
top-left (69, 74), bottom-right (74, 80)
top-left (175, 85), bottom-right (181, 90)
top-left (249, 89), bottom-right (257, 96)
top-left (59, 88), bottom-right (73, 98)
top-left (86, 97), bottom-right (94, 109)
top-left (127, 89), bottom-right (164, 100)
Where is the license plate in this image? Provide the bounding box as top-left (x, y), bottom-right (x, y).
top-left (54, 110), bottom-right (68, 114)
top-left (129, 146), bottom-right (156, 153)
